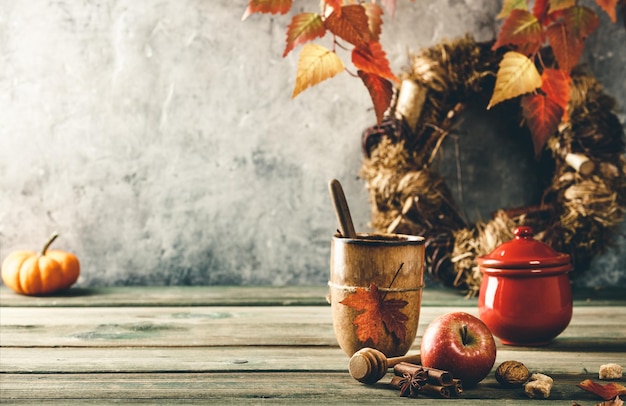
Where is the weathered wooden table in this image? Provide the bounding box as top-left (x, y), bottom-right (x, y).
top-left (1, 286), bottom-right (625, 404)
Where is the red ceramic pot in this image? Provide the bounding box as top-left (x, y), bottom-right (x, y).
top-left (477, 226), bottom-right (573, 346)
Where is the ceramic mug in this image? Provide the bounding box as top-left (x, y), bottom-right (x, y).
top-left (329, 233), bottom-right (425, 357)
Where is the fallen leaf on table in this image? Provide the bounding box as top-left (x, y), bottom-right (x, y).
top-left (577, 379), bottom-right (626, 400)
top-left (596, 395), bottom-right (625, 406)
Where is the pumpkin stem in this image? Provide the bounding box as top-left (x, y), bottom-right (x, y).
top-left (41, 232), bottom-right (59, 256)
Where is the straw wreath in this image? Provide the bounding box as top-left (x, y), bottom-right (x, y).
top-left (360, 36), bottom-right (626, 296)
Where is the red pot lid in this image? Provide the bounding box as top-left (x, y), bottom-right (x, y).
top-left (476, 226), bottom-right (571, 270)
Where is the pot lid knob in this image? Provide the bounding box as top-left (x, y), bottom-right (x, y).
top-left (514, 226), bottom-right (534, 238)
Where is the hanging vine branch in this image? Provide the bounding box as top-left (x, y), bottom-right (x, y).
top-left (243, 0), bottom-right (623, 131)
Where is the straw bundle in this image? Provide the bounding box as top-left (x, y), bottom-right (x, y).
top-left (360, 36), bottom-right (626, 296)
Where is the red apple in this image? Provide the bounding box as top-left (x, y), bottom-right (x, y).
top-left (420, 311), bottom-right (496, 387)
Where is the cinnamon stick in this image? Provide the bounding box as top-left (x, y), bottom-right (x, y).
top-left (421, 383), bottom-right (452, 398)
top-left (394, 362), bottom-right (453, 386)
top-left (390, 377), bottom-right (453, 399)
top-left (452, 379), bottom-right (463, 396)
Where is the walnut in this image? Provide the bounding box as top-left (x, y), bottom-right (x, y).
top-left (524, 373), bottom-right (553, 399)
top-left (495, 360), bottom-right (530, 387)
top-left (599, 363), bottom-right (623, 380)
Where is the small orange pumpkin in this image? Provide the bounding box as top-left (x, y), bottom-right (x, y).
top-left (1, 233), bottom-right (80, 296)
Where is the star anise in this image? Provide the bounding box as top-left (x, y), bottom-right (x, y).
top-left (398, 368), bottom-right (428, 398)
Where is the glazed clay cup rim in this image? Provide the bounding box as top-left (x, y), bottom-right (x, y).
top-left (333, 232), bottom-right (425, 246)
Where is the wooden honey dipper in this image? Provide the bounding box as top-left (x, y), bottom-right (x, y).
top-left (349, 347), bottom-right (422, 384)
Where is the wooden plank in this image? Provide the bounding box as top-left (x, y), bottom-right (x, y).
top-left (1, 346), bottom-right (624, 374)
top-left (0, 371), bottom-right (617, 404)
top-left (1, 286), bottom-right (624, 307)
top-left (1, 306), bottom-right (624, 348)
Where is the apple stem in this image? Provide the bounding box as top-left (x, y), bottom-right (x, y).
top-left (461, 324), bottom-right (469, 345)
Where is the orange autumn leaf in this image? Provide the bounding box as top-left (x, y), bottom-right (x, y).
top-left (324, 4), bottom-right (371, 48)
top-left (292, 44), bottom-right (344, 98)
top-left (358, 70), bottom-right (394, 124)
top-left (488, 51), bottom-right (542, 109)
top-left (595, 397), bottom-right (625, 406)
top-left (322, 0), bottom-right (343, 17)
top-left (340, 283), bottom-right (408, 345)
top-left (541, 68), bottom-right (571, 120)
top-left (283, 13), bottom-right (326, 57)
top-left (521, 93), bottom-right (564, 157)
top-left (492, 9), bottom-right (544, 55)
top-left (595, 0), bottom-right (620, 22)
top-left (352, 41), bottom-right (397, 82)
top-left (363, 3), bottom-right (384, 41)
top-left (242, 0), bottom-right (292, 21)
top-left (577, 379), bottom-right (626, 401)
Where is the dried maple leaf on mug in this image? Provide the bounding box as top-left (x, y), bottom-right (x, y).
top-left (339, 283), bottom-right (408, 345)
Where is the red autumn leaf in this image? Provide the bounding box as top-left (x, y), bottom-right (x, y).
top-left (283, 13), bottom-right (326, 57)
top-left (358, 71), bottom-right (394, 125)
top-left (492, 9), bottom-right (544, 55)
top-left (577, 379), bottom-right (626, 401)
top-left (595, 0), bottom-right (620, 22)
top-left (521, 93), bottom-right (563, 157)
top-left (322, 0), bottom-right (343, 17)
top-left (324, 4), bottom-right (371, 49)
top-left (242, 0), bottom-right (292, 21)
top-left (533, 0), bottom-right (551, 23)
top-left (541, 68), bottom-right (571, 120)
top-left (352, 41), bottom-right (397, 82)
top-left (562, 6), bottom-right (600, 39)
top-left (340, 283), bottom-right (408, 345)
top-left (362, 3), bottom-right (384, 41)
top-left (545, 21), bottom-right (585, 72)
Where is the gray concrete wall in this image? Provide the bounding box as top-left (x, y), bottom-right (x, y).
top-left (1, 0), bottom-right (624, 288)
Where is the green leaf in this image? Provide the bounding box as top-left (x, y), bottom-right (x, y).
top-left (497, 0), bottom-right (528, 19)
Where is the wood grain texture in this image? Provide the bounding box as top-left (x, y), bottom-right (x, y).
top-left (1, 286), bottom-right (625, 403)
top-left (0, 372), bottom-right (617, 404)
top-left (1, 286), bottom-right (624, 307)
